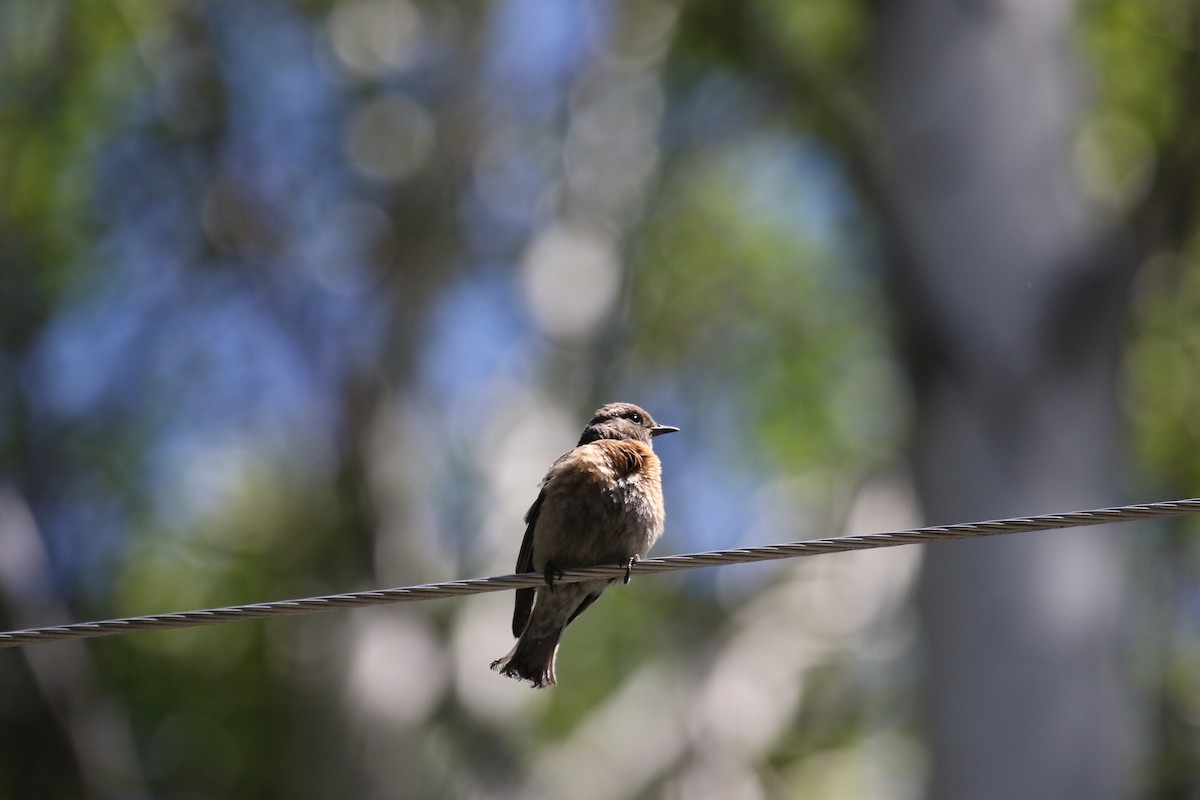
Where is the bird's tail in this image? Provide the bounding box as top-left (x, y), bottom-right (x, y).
top-left (491, 628), bottom-right (564, 688)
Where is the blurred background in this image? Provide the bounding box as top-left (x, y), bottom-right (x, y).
top-left (2, 0), bottom-right (1199, 797)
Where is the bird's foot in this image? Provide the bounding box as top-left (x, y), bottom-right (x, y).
top-left (622, 555), bottom-right (639, 585)
top-left (544, 562), bottom-right (564, 591)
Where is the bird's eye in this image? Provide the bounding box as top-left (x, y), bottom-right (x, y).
top-left (628, 412), bottom-right (643, 424)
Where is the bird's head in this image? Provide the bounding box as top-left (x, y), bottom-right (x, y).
top-left (577, 402), bottom-right (679, 446)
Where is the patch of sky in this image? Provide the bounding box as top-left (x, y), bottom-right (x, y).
top-left (418, 269), bottom-right (534, 430)
top-left (482, 0), bottom-right (611, 119)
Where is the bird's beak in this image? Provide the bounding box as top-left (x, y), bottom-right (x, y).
top-left (650, 425), bottom-right (679, 437)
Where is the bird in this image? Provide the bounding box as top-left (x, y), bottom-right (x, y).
top-left (491, 402), bottom-right (677, 688)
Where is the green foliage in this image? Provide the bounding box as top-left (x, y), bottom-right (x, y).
top-left (1079, 0), bottom-right (1191, 145)
top-left (758, 0), bottom-right (867, 70)
top-left (97, 465), bottom-right (356, 795)
top-left (1080, 5), bottom-right (1200, 795)
top-left (1126, 255), bottom-right (1200, 487)
top-left (632, 141), bottom-right (905, 471)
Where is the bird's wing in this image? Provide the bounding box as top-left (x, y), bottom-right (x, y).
top-left (511, 489), bottom-right (544, 637)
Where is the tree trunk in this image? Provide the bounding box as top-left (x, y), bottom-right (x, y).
top-left (874, 0), bottom-right (1140, 797)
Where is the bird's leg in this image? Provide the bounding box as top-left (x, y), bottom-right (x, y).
top-left (544, 561), bottom-right (564, 591)
top-left (622, 555), bottom-right (639, 585)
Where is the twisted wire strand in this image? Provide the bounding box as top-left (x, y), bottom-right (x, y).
top-left (2, 497), bottom-right (1197, 650)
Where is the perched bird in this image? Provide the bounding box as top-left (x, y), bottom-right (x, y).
top-left (491, 402), bottom-right (677, 687)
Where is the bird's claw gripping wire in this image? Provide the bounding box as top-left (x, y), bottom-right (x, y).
top-left (543, 562), bottom-right (564, 591)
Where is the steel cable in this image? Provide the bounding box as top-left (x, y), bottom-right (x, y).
top-left (1, 497), bottom-right (1196, 649)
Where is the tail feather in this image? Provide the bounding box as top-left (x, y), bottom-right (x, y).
top-left (491, 629), bottom-right (563, 688)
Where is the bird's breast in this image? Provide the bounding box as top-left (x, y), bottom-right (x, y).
top-left (532, 439), bottom-right (666, 567)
